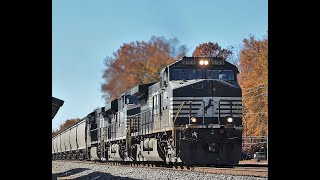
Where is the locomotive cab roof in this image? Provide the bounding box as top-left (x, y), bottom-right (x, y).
top-left (160, 56), bottom-right (239, 74)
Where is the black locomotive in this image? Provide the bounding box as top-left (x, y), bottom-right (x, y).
top-left (52, 56), bottom-right (243, 165)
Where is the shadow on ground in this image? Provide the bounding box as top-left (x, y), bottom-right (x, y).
top-left (52, 168), bottom-right (89, 180)
top-left (73, 172), bottom-right (140, 180)
top-left (52, 168), bottom-right (140, 180)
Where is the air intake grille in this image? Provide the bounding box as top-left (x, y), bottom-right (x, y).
top-left (216, 100), bottom-right (242, 117)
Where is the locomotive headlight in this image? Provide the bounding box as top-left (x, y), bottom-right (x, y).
top-left (191, 117), bottom-right (197, 123)
top-left (227, 117), bottom-right (233, 123)
top-left (199, 60), bottom-right (209, 65)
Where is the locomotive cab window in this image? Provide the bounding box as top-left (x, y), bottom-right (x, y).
top-left (126, 95), bottom-right (138, 105)
top-left (206, 70), bottom-right (235, 80)
top-left (171, 69), bottom-right (235, 81)
top-left (171, 69), bottom-right (204, 80)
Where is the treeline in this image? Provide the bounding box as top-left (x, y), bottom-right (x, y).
top-left (100, 37), bottom-right (235, 101)
top-left (100, 34), bottom-right (268, 137)
top-left (101, 36), bottom-right (187, 100)
top-left (52, 118), bottom-right (81, 137)
top-left (53, 33), bottom-right (268, 137)
top-left (238, 34), bottom-right (268, 136)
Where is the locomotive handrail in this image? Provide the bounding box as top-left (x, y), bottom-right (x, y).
top-left (173, 101), bottom-right (187, 124)
top-left (90, 127), bottom-right (103, 132)
top-left (218, 101), bottom-right (221, 124)
top-left (126, 109), bottom-right (152, 117)
top-left (126, 109), bottom-right (154, 136)
top-left (172, 101), bottom-right (187, 148)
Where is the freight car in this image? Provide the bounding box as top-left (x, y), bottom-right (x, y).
top-left (52, 56), bottom-right (243, 165)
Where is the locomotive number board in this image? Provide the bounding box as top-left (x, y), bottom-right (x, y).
top-left (181, 58), bottom-right (224, 65)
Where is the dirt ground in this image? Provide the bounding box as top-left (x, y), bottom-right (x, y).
top-left (239, 159), bottom-right (268, 164)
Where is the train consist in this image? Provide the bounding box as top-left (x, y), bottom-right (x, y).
top-left (52, 56), bottom-right (243, 165)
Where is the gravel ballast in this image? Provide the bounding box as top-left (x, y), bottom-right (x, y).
top-left (52, 161), bottom-right (267, 180)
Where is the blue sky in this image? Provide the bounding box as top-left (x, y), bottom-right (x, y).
top-left (52, 0), bottom-right (268, 130)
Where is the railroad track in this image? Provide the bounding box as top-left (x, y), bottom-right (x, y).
top-left (53, 160), bottom-right (268, 177)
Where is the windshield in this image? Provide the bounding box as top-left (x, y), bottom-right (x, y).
top-left (171, 69), bottom-right (234, 81)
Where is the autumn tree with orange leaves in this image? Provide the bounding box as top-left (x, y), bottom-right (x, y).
top-left (101, 36), bottom-right (186, 101)
top-left (192, 42), bottom-right (232, 60)
top-left (52, 118), bottom-right (81, 137)
top-left (238, 34), bottom-right (268, 137)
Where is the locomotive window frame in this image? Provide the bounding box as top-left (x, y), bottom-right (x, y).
top-left (164, 69), bottom-right (168, 86)
top-left (153, 94), bottom-right (159, 115)
top-left (206, 69), bottom-right (235, 81)
top-left (170, 68), bottom-right (235, 81)
top-left (155, 95), bottom-right (157, 115)
top-left (160, 67), bottom-right (169, 87)
top-left (156, 94), bottom-right (159, 115)
top-left (152, 96), bottom-right (155, 110)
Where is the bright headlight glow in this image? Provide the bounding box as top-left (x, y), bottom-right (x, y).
top-left (191, 117), bottom-right (197, 123)
top-left (199, 60), bottom-right (204, 65)
top-left (227, 117), bottom-right (233, 123)
top-left (204, 60), bottom-right (209, 65)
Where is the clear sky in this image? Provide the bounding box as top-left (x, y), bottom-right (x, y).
top-left (52, 0), bottom-right (268, 130)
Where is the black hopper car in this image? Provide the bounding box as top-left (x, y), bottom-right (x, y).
top-left (52, 56), bottom-right (243, 165)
